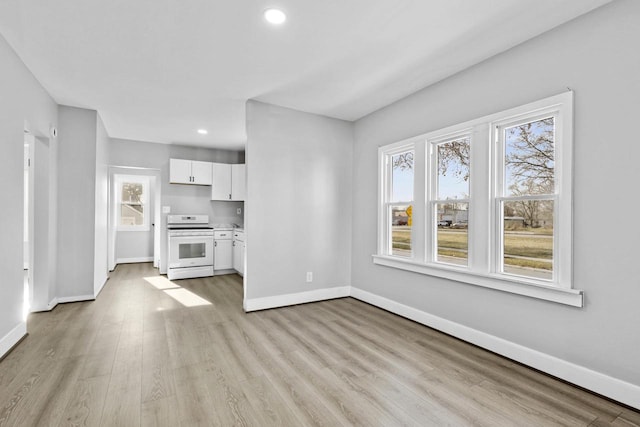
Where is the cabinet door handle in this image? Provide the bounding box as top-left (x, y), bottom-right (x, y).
top-left (229, 194), bottom-right (231, 200)
top-left (233, 241), bottom-right (235, 246)
top-left (214, 241), bottom-right (217, 247)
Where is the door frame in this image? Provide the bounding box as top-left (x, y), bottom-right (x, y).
top-left (108, 166), bottom-right (161, 271)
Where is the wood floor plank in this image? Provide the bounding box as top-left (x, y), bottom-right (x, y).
top-left (58, 375), bottom-right (110, 427)
top-left (238, 375), bottom-right (305, 427)
top-left (141, 397), bottom-right (181, 427)
top-left (280, 350), bottom-right (406, 426)
top-left (141, 365), bottom-right (176, 403)
top-left (172, 363), bottom-right (223, 426)
top-left (0, 263), bottom-right (637, 427)
top-left (99, 370), bottom-right (142, 426)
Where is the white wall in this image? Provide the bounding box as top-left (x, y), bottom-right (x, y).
top-left (352, 0), bottom-right (640, 393)
top-left (108, 138), bottom-right (244, 273)
top-left (94, 114), bottom-right (109, 295)
top-left (56, 106), bottom-right (98, 300)
top-left (245, 101), bottom-right (353, 302)
top-left (31, 136), bottom-right (56, 311)
top-left (0, 33), bottom-right (57, 356)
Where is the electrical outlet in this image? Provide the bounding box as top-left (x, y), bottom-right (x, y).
top-left (306, 272), bottom-right (313, 283)
top-left (237, 207), bottom-right (242, 215)
top-left (162, 206), bottom-right (171, 214)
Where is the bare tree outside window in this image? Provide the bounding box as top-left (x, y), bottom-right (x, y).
top-left (435, 137), bottom-right (470, 266)
top-left (120, 182), bottom-right (145, 226)
top-left (502, 118), bottom-right (555, 280)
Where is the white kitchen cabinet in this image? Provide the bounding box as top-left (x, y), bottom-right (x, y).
top-left (170, 159), bottom-right (212, 185)
top-left (231, 164), bottom-right (246, 201)
top-left (233, 230), bottom-right (245, 276)
top-left (214, 230), bottom-right (233, 270)
top-left (211, 163), bottom-right (246, 201)
top-left (211, 163), bottom-right (232, 200)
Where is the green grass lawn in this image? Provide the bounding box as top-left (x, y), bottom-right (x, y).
top-left (392, 227), bottom-right (553, 271)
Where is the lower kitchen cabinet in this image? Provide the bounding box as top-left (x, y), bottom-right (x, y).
top-left (214, 230), bottom-right (233, 270)
top-left (233, 240), bottom-right (244, 276)
top-left (233, 230), bottom-right (245, 276)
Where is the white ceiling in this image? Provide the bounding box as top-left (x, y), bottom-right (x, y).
top-left (0, 0), bottom-right (611, 150)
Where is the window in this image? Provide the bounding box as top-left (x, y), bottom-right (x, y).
top-left (430, 134), bottom-right (470, 267)
top-left (375, 92), bottom-right (581, 306)
top-left (496, 116), bottom-right (556, 281)
top-left (379, 146), bottom-right (414, 258)
top-left (116, 175), bottom-right (150, 231)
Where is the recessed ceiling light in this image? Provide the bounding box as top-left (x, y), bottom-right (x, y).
top-left (197, 129), bottom-right (208, 135)
top-left (264, 8), bottom-right (286, 25)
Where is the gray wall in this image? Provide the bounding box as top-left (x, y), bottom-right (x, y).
top-left (352, 0), bottom-right (640, 386)
top-left (245, 101), bottom-right (353, 299)
top-left (57, 106), bottom-right (98, 299)
top-left (108, 138), bottom-right (244, 273)
top-left (0, 33), bottom-right (57, 351)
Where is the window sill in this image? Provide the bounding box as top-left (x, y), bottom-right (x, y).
top-left (372, 255), bottom-right (583, 307)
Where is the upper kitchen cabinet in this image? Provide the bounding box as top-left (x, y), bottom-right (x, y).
top-left (231, 164), bottom-right (246, 201)
top-left (211, 163), bottom-right (246, 201)
top-left (169, 159), bottom-right (213, 185)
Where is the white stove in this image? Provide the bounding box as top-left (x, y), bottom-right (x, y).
top-left (167, 215), bottom-right (214, 280)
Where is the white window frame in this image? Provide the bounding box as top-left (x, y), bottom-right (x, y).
top-left (378, 142), bottom-right (416, 259)
top-left (427, 130), bottom-right (472, 268)
top-left (116, 175), bottom-right (150, 232)
top-left (374, 92), bottom-right (582, 307)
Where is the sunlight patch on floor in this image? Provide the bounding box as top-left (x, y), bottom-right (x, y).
top-left (163, 288), bottom-right (212, 307)
top-left (144, 275), bottom-right (212, 307)
top-left (144, 276), bottom-right (180, 290)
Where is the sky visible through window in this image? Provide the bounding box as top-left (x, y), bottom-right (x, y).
top-left (391, 151), bottom-right (414, 202)
top-left (505, 118), bottom-right (555, 196)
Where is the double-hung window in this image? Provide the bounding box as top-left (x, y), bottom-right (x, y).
top-left (375, 92), bottom-right (581, 306)
top-left (429, 134), bottom-right (471, 267)
top-left (379, 145), bottom-right (415, 258)
top-left (116, 175), bottom-right (150, 231)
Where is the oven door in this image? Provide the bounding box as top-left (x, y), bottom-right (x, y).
top-left (168, 234), bottom-right (214, 269)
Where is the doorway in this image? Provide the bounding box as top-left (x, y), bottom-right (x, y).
top-left (108, 167), bottom-right (161, 271)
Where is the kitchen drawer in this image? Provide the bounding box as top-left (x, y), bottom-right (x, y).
top-left (214, 230), bottom-right (232, 240)
top-left (233, 231), bottom-right (245, 242)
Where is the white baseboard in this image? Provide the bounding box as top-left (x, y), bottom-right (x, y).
top-left (116, 256), bottom-right (153, 264)
top-left (30, 297), bottom-right (59, 313)
top-left (57, 295), bottom-right (95, 304)
top-left (350, 287), bottom-right (640, 411)
top-left (244, 286), bottom-right (350, 312)
top-left (94, 276), bottom-right (108, 298)
top-left (0, 321), bottom-right (27, 359)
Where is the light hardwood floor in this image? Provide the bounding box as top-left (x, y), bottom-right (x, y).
top-left (0, 263), bottom-right (638, 426)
